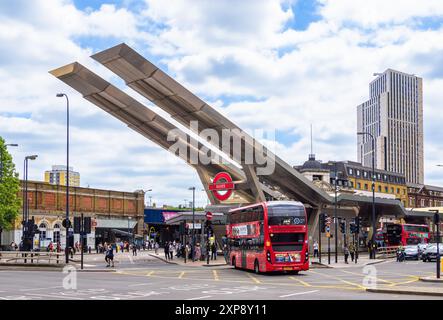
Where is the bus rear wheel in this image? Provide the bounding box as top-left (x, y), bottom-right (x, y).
top-left (254, 260), bottom-right (260, 274)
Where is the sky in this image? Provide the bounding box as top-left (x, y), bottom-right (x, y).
top-left (1, 0), bottom-right (443, 207)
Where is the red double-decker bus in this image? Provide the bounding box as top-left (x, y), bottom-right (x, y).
top-left (386, 223), bottom-right (430, 246)
top-left (227, 201), bottom-right (309, 274)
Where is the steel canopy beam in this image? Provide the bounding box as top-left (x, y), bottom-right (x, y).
top-left (49, 62), bottom-right (277, 203)
top-left (91, 43), bottom-right (332, 206)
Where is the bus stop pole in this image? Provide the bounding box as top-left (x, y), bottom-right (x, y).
top-left (81, 213), bottom-right (84, 270)
top-left (318, 216), bottom-right (322, 264)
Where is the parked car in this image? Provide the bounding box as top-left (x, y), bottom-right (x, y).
top-left (422, 244), bottom-right (443, 262)
top-left (404, 245), bottom-right (419, 260)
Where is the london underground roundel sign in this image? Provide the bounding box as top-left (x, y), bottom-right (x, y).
top-left (209, 172), bottom-right (234, 201)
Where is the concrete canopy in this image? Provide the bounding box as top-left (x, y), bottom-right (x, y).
top-left (50, 44), bottom-right (409, 220)
top-left (49, 62), bottom-right (278, 204)
top-left (91, 43), bottom-right (333, 207)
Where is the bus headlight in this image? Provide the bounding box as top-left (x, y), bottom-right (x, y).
top-left (267, 250), bottom-right (271, 262)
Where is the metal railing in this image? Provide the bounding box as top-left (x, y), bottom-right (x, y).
top-left (376, 246), bottom-right (399, 259)
top-left (0, 251), bottom-right (65, 265)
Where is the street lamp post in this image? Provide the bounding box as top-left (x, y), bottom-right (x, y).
top-left (429, 210), bottom-right (440, 279)
top-left (56, 93), bottom-right (70, 263)
top-left (0, 143), bottom-right (18, 182)
top-left (334, 163), bottom-right (338, 263)
top-left (22, 155), bottom-right (37, 251)
top-left (189, 187), bottom-right (196, 262)
top-left (128, 216), bottom-right (133, 244)
top-left (143, 189), bottom-right (152, 207)
top-left (357, 131), bottom-right (376, 259)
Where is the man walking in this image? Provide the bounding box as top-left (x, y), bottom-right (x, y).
top-left (164, 241), bottom-right (170, 260)
top-left (211, 241), bottom-right (217, 260)
top-left (349, 242), bottom-right (355, 262)
top-left (313, 240), bottom-right (319, 258)
top-left (344, 245), bottom-right (350, 264)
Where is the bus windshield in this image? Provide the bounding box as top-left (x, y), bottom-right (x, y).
top-left (267, 205), bottom-right (306, 226)
top-left (270, 233), bottom-right (305, 252)
top-left (403, 225), bottom-right (429, 232)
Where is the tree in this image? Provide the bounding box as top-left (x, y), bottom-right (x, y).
top-left (0, 137), bottom-right (21, 245)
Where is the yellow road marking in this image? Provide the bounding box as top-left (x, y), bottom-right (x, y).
top-left (337, 269), bottom-right (396, 285)
top-left (247, 274), bottom-right (261, 284)
top-left (388, 276), bottom-right (419, 287)
top-left (289, 276), bottom-right (312, 287)
top-left (213, 270), bottom-right (219, 281)
top-left (309, 270), bottom-right (366, 290)
top-left (178, 271), bottom-right (185, 279)
top-left (146, 271), bottom-right (154, 276)
top-left (114, 270), bottom-right (363, 291)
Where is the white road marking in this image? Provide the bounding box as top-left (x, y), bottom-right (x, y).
top-left (186, 295), bottom-right (212, 300)
top-left (20, 286), bottom-right (63, 292)
top-left (26, 293), bottom-right (84, 300)
top-left (128, 283), bottom-right (152, 287)
top-left (279, 290), bottom-right (319, 298)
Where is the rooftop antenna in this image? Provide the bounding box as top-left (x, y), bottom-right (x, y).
top-left (309, 124), bottom-right (315, 160)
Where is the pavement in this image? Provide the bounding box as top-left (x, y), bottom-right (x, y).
top-left (312, 254), bottom-right (387, 268)
top-left (0, 253), bottom-right (442, 300)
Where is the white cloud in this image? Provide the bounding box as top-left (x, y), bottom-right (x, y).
top-left (1, 0), bottom-right (443, 208)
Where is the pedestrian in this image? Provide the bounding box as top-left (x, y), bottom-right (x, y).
top-left (154, 241), bottom-right (159, 255)
top-left (211, 241), bottom-right (217, 260)
top-left (313, 240), bottom-right (319, 258)
top-left (164, 241), bottom-right (170, 260)
top-left (106, 244), bottom-right (115, 267)
top-left (132, 243), bottom-right (137, 256)
top-left (344, 244), bottom-right (350, 264)
top-left (184, 243), bottom-right (190, 263)
top-left (195, 243), bottom-right (201, 261)
top-left (349, 243), bottom-right (355, 262)
top-left (169, 241), bottom-right (174, 260)
top-left (223, 243), bottom-right (229, 263)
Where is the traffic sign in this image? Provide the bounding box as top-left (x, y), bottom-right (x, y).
top-left (209, 172), bottom-right (234, 201)
top-left (206, 211), bottom-right (213, 221)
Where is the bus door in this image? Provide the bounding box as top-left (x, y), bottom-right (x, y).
top-left (241, 239), bottom-right (248, 268)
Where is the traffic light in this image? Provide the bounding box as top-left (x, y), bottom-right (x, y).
top-left (83, 217), bottom-right (92, 234)
top-left (73, 217), bottom-right (81, 234)
top-left (350, 223), bottom-right (357, 234)
top-left (62, 218), bottom-right (71, 229)
top-left (340, 220), bottom-right (346, 233)
top-left (354, 217), bottom-right (362, 234)
top-left (434, 213), bottom-right (440, 224)
top-left (32, 224), bottom-right (39, 236)
top-left (320, 213), bottom-right (327, 233)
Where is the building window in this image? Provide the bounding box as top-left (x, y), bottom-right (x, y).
top-left (53, 223), bottom-right (61, 243)
top-left (391, 187), bottom-right (394, 193)
top-left (397, 188), bottom-right (400, 194)
top-left (384, 186), bottom-right (388, 193)
top-left (350, 181), bottom-right (354, 188)
top-left (420, 199), bottom-right (425, 207)
top-left (357, 182), bottom-right (361, 189)
top-left (383, 174), bottom-right (387, 181)
top-left (356, 170), bottom-right (360, 177)
top-left (378, 185), bottom-right (382, 192)
top-left (39, 223), bottom-right (47, 240)
top-left (348, 168), bottom-right (353, 175)
top-left (364, 184), bottom-right (368, 190)
top-left (377, 173), bottom-right (381, 180)
top-left (363, 171), bottom-right (368, 178)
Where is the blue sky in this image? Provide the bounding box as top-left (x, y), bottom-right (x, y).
top-left (1, 0), bottom-right (443, 207)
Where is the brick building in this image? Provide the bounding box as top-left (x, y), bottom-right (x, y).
top-left (1, 180), bottom-right (145, 249)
